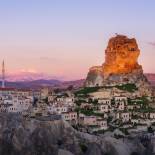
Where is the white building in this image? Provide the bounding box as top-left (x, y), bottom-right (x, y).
top-left (116, 112), bottom-right (130, 122)
top-left (7, 97), bottom-right (32, 113)
top-left (118, 101), bottom-right (125, 111)
top-left (47, 105), bottom-right (68, 114)
top-left (79, 115), bottom-right (97, 126)
top-left (62, 111), bottom-right (77, 124)
top-left (0, 88), bottom-right (33, 114)
top-left (98, 98), bottom-right (111, 106)
top-left (114, 96), bottom-right (127, 104)
top-left (0, 88), bottom-right (15, 96)
top-left (96, 119), bottom-right (108, 130)
top-left (150, 113), bottom-right (155, 119)
top-left (41, 87), bottom-right (49, 99)
top-left (97, 104), bottom-right (109, 113)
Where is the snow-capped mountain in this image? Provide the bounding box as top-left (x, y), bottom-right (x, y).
top-left (5, 71), bottom-right (63, 82)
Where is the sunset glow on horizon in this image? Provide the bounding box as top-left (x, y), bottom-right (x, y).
top-left (0, 0), bottom-right (155, 80)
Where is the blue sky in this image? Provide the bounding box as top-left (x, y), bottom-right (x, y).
top-left (0, 0), bottom-right (155, 80)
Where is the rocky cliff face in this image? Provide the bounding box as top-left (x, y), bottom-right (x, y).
top-left (0, 113), bottom-right (152, 155)
top-left (103, 35), bottom-right (142, 76)
top-left (85, 35), bottom-right (152, 96)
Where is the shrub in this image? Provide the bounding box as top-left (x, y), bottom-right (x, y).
top-left (79, 143), bottom-right (88, 153)
top-left (80, 109), bottom-right (94, 116)
top-left (115, 83), bottom-right (138, 92)
top-left (148, 126), bottom-right (154, 133)
top-left (130, 152), bottom-right (140, 155)
top-left (75, 87), bottom-right (102, 95)
top-left (119, 128), bottom-right (129, 135)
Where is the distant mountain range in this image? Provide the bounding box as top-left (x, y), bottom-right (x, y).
top-left (0, 71), bottom-right (84, 89)
top-left (6, 71), bottom-right (62, 82)
top-left (1, 79), bottom-right (84, 89)
top-left (0, 73), bottom-right (154, 89)
top-left (145, 73), bottom-right (155, 87)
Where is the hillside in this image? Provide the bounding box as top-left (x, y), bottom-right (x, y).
top-left (0, 113), bottom-right (151, 155)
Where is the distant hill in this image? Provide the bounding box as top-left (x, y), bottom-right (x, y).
top-left (56, 79), bottom-right (85, 89)
top-left (145, 73), bottom-right (155, 87)
top-left (0, 73), bottom-right (154, 89)
top-left (3, 79), bottom-right (61, 89)
top-left (0, 79), bottom-right (84, 89)
top-left (5, 71), bottom-right (64, 82)
top-left (2, 71), bottom-right (85, 89)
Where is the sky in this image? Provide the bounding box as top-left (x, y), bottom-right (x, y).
top-left (0, 0), bottom-right (155, 80)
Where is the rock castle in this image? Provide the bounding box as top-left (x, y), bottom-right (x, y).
top-left (85, 35), bottom-right (153, 97)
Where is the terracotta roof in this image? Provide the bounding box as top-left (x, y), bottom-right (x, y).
top-left (17, 89), bottom-right (31, 92)
top-left (0, 87), bottom-right (32, 92)
top-left (0, 87), bottom-right (15, 91)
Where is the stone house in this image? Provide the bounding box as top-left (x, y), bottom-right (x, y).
top-left (118, 101), bottom-right (125, 111)
top-left (7, 97), bottom-right (32, 114)
top-left (98, 98), bottom-right (111, 106)
top-left (114, 96), bottom-right (127, 105)
top-left (41, 87), bottom-right (49, 99)
top-left (48, 95), bottom-right (55, 102)
top-left (96, 119), bottom-right (108, 130)
top-left (80, 103), bottom-right (94, 110)
top-left (48, 105), bottom-right (68, 114)
top-left (131, 119), bottom-right (139, 125)
top-left (62, 111), bottom-right (77, 124)
top-left (116, 112), bottom-right (130, 122)
top-left (150, 112), bottom-right (155, 119)
top-left (97, 104), bottom-right (109, 113)
top-left (79, 115), bottom-right (97, 126)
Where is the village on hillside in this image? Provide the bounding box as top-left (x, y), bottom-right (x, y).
top-left (0, 83), bottom-right (155, 137)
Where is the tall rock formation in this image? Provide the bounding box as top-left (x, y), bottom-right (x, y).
top-left (85, 35), bottom-right (152, 96)
top-left (103, 35), bottom-right (142, 76)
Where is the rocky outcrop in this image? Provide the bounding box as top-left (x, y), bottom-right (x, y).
top-left (85, 35), bottom-right (153, 96)
top-left (103, 35), bottom-right (142, 76)
top-left (0, 113), bottom-right (153, 155)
